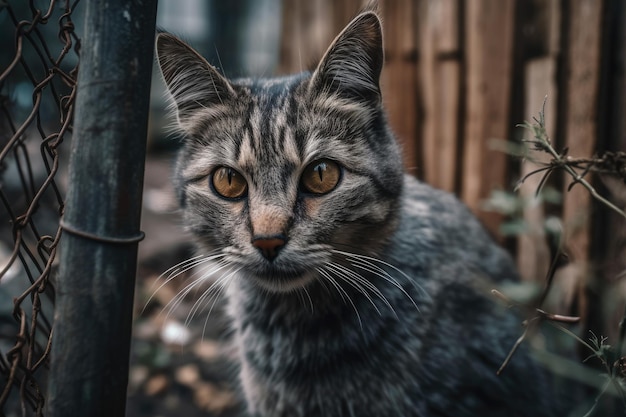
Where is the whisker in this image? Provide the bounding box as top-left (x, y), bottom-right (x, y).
top-left (161, 259), bottom-right (230, 323)
top-left (330, 261), bottom-right (398, 316)
top-left (162, 276), bottom-right (205, 322)
top-left (185, 260), bottom-right (237, 325)
top-left (141, 251), bottom-right (224, 314)
top-left (158, 250), bottom-right (223, 286)
top-left (316, 266), bottom-right (363, 331)
top-left (176, 258), bottom-right (227, 297)
top-left (196, 263), bottom-right (241, 321)
top-left (294, 283), bottom-right (315, 314)
top-left (348, 257), bottom-right (419, 313)
top-left (301, 286), bottom-right (314, 314)
top-left (324, 262), bottom-right (384, 317)
top-left (332, 250), bottom-right (426, 312)
top-left (201, 267), bottom-right (241, 340)
top-left (201, 283), bottom-right (228, 340)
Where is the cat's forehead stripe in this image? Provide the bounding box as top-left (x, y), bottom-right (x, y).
top-left (236, 82), bottom-right (303, 171)
top-left (237, 130), bottom-right (255, 169)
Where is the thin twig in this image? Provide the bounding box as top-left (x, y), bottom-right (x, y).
top-left (518, 101), bottom-right (626, 219)
top-left (492, 286), bottom-right (581, 375)
top-left (496, 319), bottom-right (535, 375)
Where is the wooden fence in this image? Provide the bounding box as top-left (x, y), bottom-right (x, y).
top-left (278, 0), bottom-right (626, 339)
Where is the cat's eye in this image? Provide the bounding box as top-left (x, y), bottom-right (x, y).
top-left (211, 166), bottom-right (248, 199)
top-left (300, 159), bottom-right (341, 195)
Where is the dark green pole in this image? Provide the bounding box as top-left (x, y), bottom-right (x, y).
top-left (47, 0), bottom-right (157, 416)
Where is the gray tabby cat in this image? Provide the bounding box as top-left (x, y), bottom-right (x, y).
top-left (155, 10), bottom-right (562, 417)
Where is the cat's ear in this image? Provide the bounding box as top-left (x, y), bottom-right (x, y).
top-left (155, 33), bottom-right (235, 131)
top-left (309, 12), bottom-right (383, 104)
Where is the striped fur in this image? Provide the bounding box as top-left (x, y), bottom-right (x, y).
top-left (156, 10), bottom-right (565, 417)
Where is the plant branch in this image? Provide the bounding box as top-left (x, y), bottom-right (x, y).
top-left (517, 100), bottom-right (626, 220)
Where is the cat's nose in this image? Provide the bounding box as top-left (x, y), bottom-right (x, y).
top-left (252, 235), bottom-right (286, 262)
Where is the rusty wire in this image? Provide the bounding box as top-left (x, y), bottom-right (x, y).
top-left (0, 1), bottom-right (80, 415)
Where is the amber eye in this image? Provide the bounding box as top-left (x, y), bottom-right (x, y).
top-left (300, 159), bottom-right (341, 195)
top-left (211, 166), bottom-right (248, 199)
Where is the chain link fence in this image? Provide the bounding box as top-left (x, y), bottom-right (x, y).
top-left (0, 1), bottom-right (80, 415)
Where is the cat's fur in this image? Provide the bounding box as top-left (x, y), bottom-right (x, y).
top-left (156, 10), bottom-right (562, 417)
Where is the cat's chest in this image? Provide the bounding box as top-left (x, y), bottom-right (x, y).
top-left (235, 320), bottom-right (426, 417)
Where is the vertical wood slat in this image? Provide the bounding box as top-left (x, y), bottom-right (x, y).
top-left (277, 0), bottom-right (305, 74)
top-left (558, 0), bottom-right (604, 335)
top-left (380, 0), bottom-right (420, 176)
top-left (332, 0), bottom-right (365, 33)
top-left (603, 0), bottom-right (626, 286)
top-left (517, 0), bottom-right (561, 282)
top-left (560, 0), bottom-right (603, 279)
top-left (419, 0), bottom-right (461, 192)
top-left (277, 0), bottom-right (337, 75)
top-left (461, 0), bottom-right (516, 235)
top-left (518, 59), bottom-right (557, 282)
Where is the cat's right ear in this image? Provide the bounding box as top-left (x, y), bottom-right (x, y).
top-left (308, 11), bottom-right (383, 105)
top-left (155, 33), bottom-right (235, 132)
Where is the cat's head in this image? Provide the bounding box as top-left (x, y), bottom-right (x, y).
top-left (156, 11), bottom-right (404, 292)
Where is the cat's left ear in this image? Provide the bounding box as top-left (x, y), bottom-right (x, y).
top-left (309, 11), bottom-right (383, 104)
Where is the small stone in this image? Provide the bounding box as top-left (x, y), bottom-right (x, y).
top-left (144, 374), bottom-right (169, 396)
top-left (175, 364), bottom-right (200, 386)
top-left (160, 320), bottom-right (191, 345)
top-left (193, 340), bottom-right (221, 361)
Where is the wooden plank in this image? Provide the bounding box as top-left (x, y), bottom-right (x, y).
top-left (333, 0), bottom-right (364, 32)
top-left (603, 1), bottom-right (626, 287)
top-left (277, 0), bottom-right (336, 75)
top-left (461, 0), bottom-right (516, 235)
top-left (277, 0), bottom-right (303, 74)
top-left (516, 0), bottom-right (560, 282)
top-left (560, 0), bottom-right (603, 274)
top-left (518, 57), bottom-right (556, 282)
top-left (380, 0), bottom-right (420, 175)
top-left (420, 0), bottom-right (461, 192)
top-left (557, 0), bottom-right (604, 334)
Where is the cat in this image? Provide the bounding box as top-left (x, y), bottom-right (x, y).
top-left (155, 9), bottom-right (564, 417)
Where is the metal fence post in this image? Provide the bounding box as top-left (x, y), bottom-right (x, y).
top-left (47, 0), bottom-right (158, 416)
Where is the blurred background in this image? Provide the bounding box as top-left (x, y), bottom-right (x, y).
top-left (1, 0), bottom-right (625, 416)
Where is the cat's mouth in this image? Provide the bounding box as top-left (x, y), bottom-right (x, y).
top-left (223, 244), bottom-right (329, 292)
top-left (245, 268), bottom-right (317, 293)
